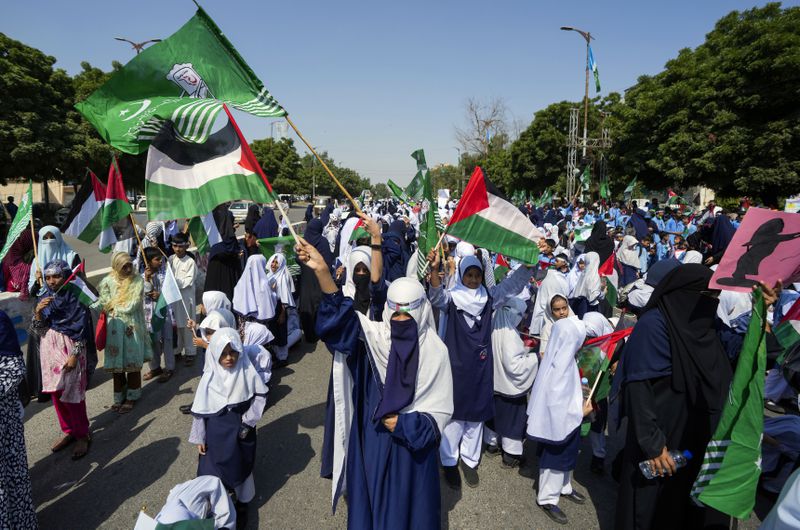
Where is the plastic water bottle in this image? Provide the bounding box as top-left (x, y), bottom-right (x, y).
top-left (639, 450), bottom-right (693, 479)
top-left (581, 377), bottom-right (590, 400)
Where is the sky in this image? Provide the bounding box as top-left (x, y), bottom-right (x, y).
top-left (4, 0), bottom-right (797, 188)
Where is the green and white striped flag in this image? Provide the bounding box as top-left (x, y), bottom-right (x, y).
top-left (76, 7), bottom-right (285, 155)
top-left (0, 180), bottom-right (33, 263)
top-left (690, 290), bottom-right (765, 519)
top-left (415, 170), bottom-right (439, 280)
top-left (574, 224), bottom-right (594, 242)
top-left (624, 177), bottom-right (637, 199)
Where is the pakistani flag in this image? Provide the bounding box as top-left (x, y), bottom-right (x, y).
top-left (447, 167), bottom-right (544, 265)
top-left (0, 180), bottom-right (32, 263)
top-left (152, 263), bottom-right (183, 334)
top-left (75, 7), bottom-right (285, 155)
top-left (145, 106), bottom-right (276, 221)
top-left (589, 46), bottom-right (601, 93)
top-left (58, 262), bottom-right (98, 307)
top-left (580, 166), bottom-right (591, 192)
top-left (414, 170), bottom-right (440, 280)
top-left (188, 212), bottom-right (223, 255)
top-left (387, 179), bottom-right (411, 204)
top-left (258, 236), bottom-right (297, 263)
top-left (98, 158), bottom-right (135, 253)
top-left (61, 170), bottom-right (107, 243)
top-left (691, 290), bottom-right (766, 519)
top-left (574, 224), bottom-right (594, 243)
top-left (599, 178), bottom-right (610, 200)
top-left (624, 177), bottom-right (637, 199)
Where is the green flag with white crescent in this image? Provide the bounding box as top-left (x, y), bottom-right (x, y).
top-left (410, 149), bottom-right (428, 172)
top-left (75, 7), bottom-right (286, 155)
top-left (0, 180), bottom-right (32, 263)
top-left (387, 179), bottom-right (411, 203)
top-left (414, 170), bottom-right (439, 280)
top-left (690, 290), bottom-right (765, 519)
top-left (624, 177), bottom-right (637, 198)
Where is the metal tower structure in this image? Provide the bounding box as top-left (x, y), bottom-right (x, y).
top-left (564, 108), bottom-right (612, 201)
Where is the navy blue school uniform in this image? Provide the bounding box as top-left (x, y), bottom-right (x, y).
top-left (488, 394), bottom-right (527, 441)
top-left (197, 400), bottom-right (257, 490)
top-left (535, 426), bottom-right (581, 471)
top-left (320, 282), bottom-right (386, 479)
top-left (445, 298), bottom-right (494, 422)
top-left (317, 291), bottom-right (442, 530)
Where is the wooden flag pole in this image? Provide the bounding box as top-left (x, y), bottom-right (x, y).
top-left (29, 211), bottom-right (40, 285)
top-left (129, 213), bottom-right (150, 267)
top-left (419, 228), bottom-right (451, 278)
top-left (584, 369), bottom-right (604, 406)
top-left (284, 115), bottom-right (362, 214)
top-left (271, 198), bottom-right (300, 243)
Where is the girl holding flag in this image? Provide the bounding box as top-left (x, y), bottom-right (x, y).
top-left (31, 260), bottom-right (93, 459)
top-left (142, 247), bottom-right (175, 383)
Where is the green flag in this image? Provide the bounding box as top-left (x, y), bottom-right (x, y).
top-left (0, 181), bottom-right (33, 263)
top-left (76, 7), bottom-right (286, 155)
top-left (580, 166), bottom-right (591, 191)
top-left (691, 290), bottom-right (765, 519)
top-left (404, 171), bottom-right (425, 201)
top-left (414, 171), bottom-right (439, 280)
top-left (599, 179), bottom-right (610, 199)
top-left (410, 149), bottom-right (428, 172)
top-left (624, 177), bottom-right (637, 198)
top-left (387, 179), bottom-right (411, 203)
top-left (258, 236), bottom-right (296, 263)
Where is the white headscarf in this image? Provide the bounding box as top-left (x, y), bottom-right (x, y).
top-left (583, 312), bottom-right (614, 338)
top-left (266, 253), bottom-right (295, 307)
top-left (566, 255), bottom-right (585, 297)
top-left (233, 254), bottom-right (277, 320)
top-left (342, 246), bottom-right (371, 299)
top-left (337, 216), bottom-right (360, 267)
top-left (449, 255), bottom-right (488, 318)
top-left (29, 225), bottom-right (77, 290)
top-left (616, 235), bottom-right (641, 268)
top-left (454, 241), bottom-right (475, 259)
top-left (202, 291), bottom-right (231, 313)
top-left (529, 269), bottom-right (569, 335)
top-left (526, 317), bottom-right (587, 443)
top-left (683, 250), bottom-right (703, 264)
top-left (357, 277), bottom-right (454, 433)
top-left (572, 252), bottom-right (602, 302)
top-left (492, 297), bottom-right (538, 396)
top-left (243, 321), bottom-right (274, 347)
top-left (191, 328), bottom-right (268, 415)
top-left (716, 290), bottom-right (752, 329)
top-left (242, 322), bottom-right (273, 386)
top-left (199, 309), bottom-right (235, 342)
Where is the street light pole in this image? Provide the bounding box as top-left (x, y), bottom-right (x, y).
top-left (560, 26), bottom-right (593, 158)
top-left (453, 147), bottom-right (462, 196)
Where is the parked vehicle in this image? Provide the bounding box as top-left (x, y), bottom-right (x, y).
top-left (313, 195), bottom-right (332, 216)
top-left (228, 201), bottom-right (250, 222)
top-left (135, 198), bottom-right (148, 212)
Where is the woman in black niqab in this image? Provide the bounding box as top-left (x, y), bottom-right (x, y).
top-left (296, 218), bottom-right (333, 342)
top-left (244, 204), bottom-right (261, 234)
top-left (203, 204), bottom-right (242, 301)
top-left (583, 221), bottom-right (614, 264)
top-left (615, 264), bottom-right (732, 530)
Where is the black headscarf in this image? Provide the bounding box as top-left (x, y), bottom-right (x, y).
top-left (303, 218), bottom-right (334, 269)
top-left (244, 204), bottom-right (261, 233)
top-left (584, 220), bottom-right (614, 264)
top-left (253, 207), bottom-right (279, 239)
top-left (710, 215), bottom-right (736, 257)
top-left (304, 204), bottom-right (314, 222)
top-left (642, 264), bottom-right (732, 413)
top-left (0, 310), bottom-right (21, 358)
top-left (210, 204), bottom-right (239, 257)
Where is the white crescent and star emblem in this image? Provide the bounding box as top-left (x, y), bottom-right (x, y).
top-left (119, 99), bottom-right (152, 122)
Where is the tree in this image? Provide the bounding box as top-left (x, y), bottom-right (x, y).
top-left (297, 152), bottom-right (370, 202)
top-left (0, 33), bottom-right (85, 185)
top-left (249, 137), bottom-right (302, 195)
top-left (429, 164), bottom-right (463, 197)
top-left (613, 3), bottom-right (800, 204)
top-left (371, 182), bottom-right (390, 200)
top-left (455, 97), bottom-right (509, 158)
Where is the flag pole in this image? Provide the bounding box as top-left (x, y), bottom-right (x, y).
top-left (584, 369), bottom-right (604, 406)
top-left (419, 227), bottom-right (450, 278)
top-left (284, 115), bottom-right (362, 214)
top-left (29, 209), bottom-right (40, 285)
top-left (129, 213), bottom-right (149, 266)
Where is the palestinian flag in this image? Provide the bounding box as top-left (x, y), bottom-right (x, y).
top-left (348, 219), bottom-right (370, 242)
top-left (145, 105), bottom-right (276, 221)
top-left (447, 167), bottom-right (543, 265)
top-left (598, 253), bottom-right (619, 307)
top-left (576, 328), bottom-right (633, 403)
top-left (152, 263), bottom-right (183, 334)
top-left (75, 6), bottom-right (285, 155)
top-left (667, 189), bottom-right (687, 205)
top-left (493, 253), bottom-right (510, 284)
top-left (61, 170), bottom-right (106, 243)
top-left (258, 236), bottom-right (297, 263)
top-left (98, 158), bottom-right (135, 253)
top-left (691, 290), bottom-right (766, 519)
top-left (188, 212), bottom-right (223, 255)
top-left (58, 262), bottom-right (98, 307)
top-left (775, 299), bottom-right (800, 363)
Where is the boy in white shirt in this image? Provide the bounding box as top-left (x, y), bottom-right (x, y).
top-left (169, 233), bottom-right (197, 366)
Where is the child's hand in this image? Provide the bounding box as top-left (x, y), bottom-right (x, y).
top-left (382, 414), bottom-right (398, 432)
top-left (149, 290), bottom-right (160, 301)
top-left (35, 297), bottom-right (54, 318)
top-left (582, 401), bottom-right (594, 417)
top-left (187, 319), bottom-right (196, 330)
top-left (62, 355), bottom-right (78, 373)
top-left (197, 444), bottom-right (206, 455)
top-left (192, 336), bottom-right (208, 348)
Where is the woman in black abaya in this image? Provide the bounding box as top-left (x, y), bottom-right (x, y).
top-left (615, 264), bottom-right (732, 529)
top-left (203, 204), bottom-right (242, 302)
top-left (296, 218), bottom-right (334, 342)
top-left (583, 220), bottom-right (614, 264)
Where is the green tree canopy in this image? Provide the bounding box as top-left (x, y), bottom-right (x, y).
top-left (250, 137), bottom-right (302, 195)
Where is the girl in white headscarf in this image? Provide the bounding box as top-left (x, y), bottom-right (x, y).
top-left (539, 293), bottom-right (573, 354)
top-left (202, 291), bottom-right (231, 314)
top-left (242, 322), bottom-right (273, 389)
top-left (530, 269), bottom-right (569, 336)
top-left (616, 235), bottom-right (642, 288)
top-left (527, 317), bottom-right (592, 524)
top-left (483, 297), bottom-right (538, 467)
top-left (189, 328), bottom-right (267, 511)
top-left (267, 252), bottom-right (301, 359)
top-left (570, 251), bottom-right (603, 318)
top-left (428, 249), bottom-right (533, 488)
top-left (682, 250), bottom-right (703, 264)
top-left (566, 254), bottom-right (585, 298)
top-left (233, 255), bottom-right (277, 322)
top-left (299, 237), bottom-right (453, 529)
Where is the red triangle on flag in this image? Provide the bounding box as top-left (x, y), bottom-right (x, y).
top-left (598, 254), bottom-right (615, 276)
top-left (106, 157), bottom-right (130, 203)
top-left (224, 105), bottom-right (274, 194)
top-left (781, 298), bottom-right (800, 325)
top-left (496, 253), bottom-right (509, 268)
top-left (449, 167), bottom-right (489, 225)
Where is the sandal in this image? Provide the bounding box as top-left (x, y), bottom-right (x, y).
top-left (184, 357), bottom-right (195, 367)
top-left (157, 370), bottom-right (174, 383)
top-left (118, 400), bottom-right (135, 414)
top-left (71, 436), bottom-right (91, 460)
top-left (143, 368), bottom-right (163, 381)
top-left (51, 434), bottom-right (75, 453)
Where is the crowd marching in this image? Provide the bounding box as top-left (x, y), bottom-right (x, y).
top-left (1, 190), bottom-right (799, 530)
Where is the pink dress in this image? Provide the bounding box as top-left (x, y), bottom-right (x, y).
top-left (40, 329), bottom-right (87, 404)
